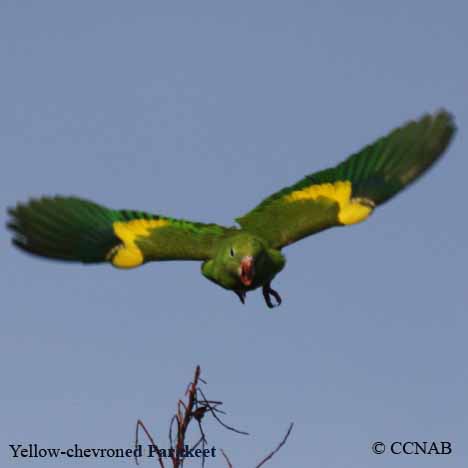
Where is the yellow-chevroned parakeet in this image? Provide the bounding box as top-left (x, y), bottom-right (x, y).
top-left (7, 110), bottom-right (455, 307)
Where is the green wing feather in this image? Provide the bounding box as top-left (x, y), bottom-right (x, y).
top-left (236, 110), bottom-right (456, 249)
top-left (7, 196), bottom-right (232, 268)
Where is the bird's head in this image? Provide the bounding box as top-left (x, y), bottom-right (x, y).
top-left (201, 233), bottom-right (269, 291)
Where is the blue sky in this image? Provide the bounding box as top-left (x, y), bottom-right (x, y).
top-left (1, 1), bottom-right (467, 467)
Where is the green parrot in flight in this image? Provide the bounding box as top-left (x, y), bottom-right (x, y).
top-left (7, 110), bottom-right (455, 307)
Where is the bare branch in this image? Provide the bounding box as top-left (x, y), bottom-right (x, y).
top-left (135, 419), bottom-right (166, 468)
top-left (168, 415), bottom-right (178, 451)
top-left (134, 367), bottom-right (293, 468)
top-left (221, 449), bottom-right (234, 468)
top-left (254, 423), bottom-right (294, 468)
top-left (197, 388), bottom-right (249, 436)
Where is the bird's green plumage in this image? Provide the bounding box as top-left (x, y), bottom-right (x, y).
top-left (8, 197), bottom-right (122, 262)
top-left (236, 110), bottom-right (455, 248)
top-left (6, 110), bottom-right (456, 306)
top-left (201, 233), bottom-right (285, 291)
top-left (132, 220), bottom-right (234, 262)
top-left (304, 110), bottom-right (454, 204)
top-left (8, 197), bottom-right (231, 265)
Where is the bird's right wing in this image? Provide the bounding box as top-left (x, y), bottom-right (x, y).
top-left (8, 196), bottom-right (234, 268)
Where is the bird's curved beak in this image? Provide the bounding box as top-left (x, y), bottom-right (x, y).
top-left (240, 255), bottom-right (254, 286)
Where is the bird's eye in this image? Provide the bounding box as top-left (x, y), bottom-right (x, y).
top-left (230, 247), bottom-right (235, 257)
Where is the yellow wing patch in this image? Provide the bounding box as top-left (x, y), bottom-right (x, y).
top-left (109, 219), bottom-right (169, 268)
top-left (284, 180), bottom-right (374, 225)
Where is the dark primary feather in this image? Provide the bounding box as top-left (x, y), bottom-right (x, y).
top-left (304, 110), bottom-right (455, 205)
top-left (7, 197), bottom-right (160, 263)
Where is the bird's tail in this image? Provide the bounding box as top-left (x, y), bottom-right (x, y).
top-left (308, 110), bottom-right (456, 206)
top-left (7, 196), bottom-right (153, 263)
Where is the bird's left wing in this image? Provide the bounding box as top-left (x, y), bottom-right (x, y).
top-left (236, 110), bottom-right (455, 249)
top-left (7, 196), bottom-right (233, 268)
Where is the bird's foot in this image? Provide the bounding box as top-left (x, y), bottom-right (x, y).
top-left (262, 283), bottom-right (282, 308)
top-left (235, 290), bottom-right (246, 304)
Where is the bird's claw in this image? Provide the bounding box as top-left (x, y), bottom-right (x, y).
top-left (235, 290), bottom-right (246, 304)
top-left (262, 284), bottom-right (282, 308)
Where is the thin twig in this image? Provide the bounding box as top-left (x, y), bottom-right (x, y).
top-left (189, 435), bottom-right (204, 452)
top-left (197, 420), bottom-right (207, 468)
top-left (254, 423), bottom-right (294, 468)
top-left (197, 388), bottom-right (249, 435)
top-left (169, 415), bottom-right (178, 451)
top-left (135, 419), bottom-right (166, 468)
top-left (221, 449), bottom-right (234, 468)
